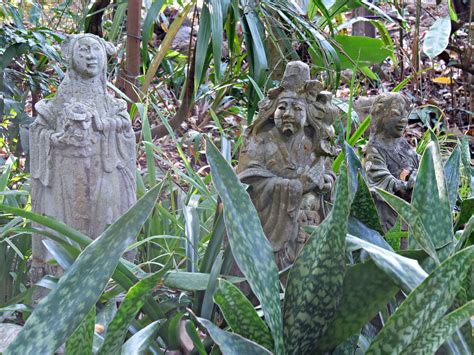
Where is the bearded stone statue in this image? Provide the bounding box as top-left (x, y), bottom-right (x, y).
top-left (236, 61), bottom-right (338, 269)
top-left (29, 34), bottom-right (136, 281)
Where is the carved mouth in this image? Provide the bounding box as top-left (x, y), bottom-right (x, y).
top-left (87, 62), bottom-right (98, 68)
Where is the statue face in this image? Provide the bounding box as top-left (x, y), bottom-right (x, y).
top-left (274, 96), bottom-right (307, 136)
top-left (383, 105), bottom-right (408, 138)
top-left (72, 37), bottom-right (105, 78)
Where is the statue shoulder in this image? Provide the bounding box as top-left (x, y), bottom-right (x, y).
top-left (107, 95), bottom-right (128, 114)
top-left (33, 99), bottom-right (57, 127)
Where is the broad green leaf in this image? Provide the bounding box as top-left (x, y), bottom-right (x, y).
top-left (200, 251), bottom-right (223, 319)
top-left (121, 320), bottom-right (161, 355)
top-left (184, 320), bottom-right (206, 355)
top-left (197, 318), bottom-right (272, 355)
top-left (444, 145), bottom-right (461, 211)
top-left (206, 138), bottom-right (283, 354)
top-left (366, 246), bottom-right (474, 354)
top-left (213, 279), bottom-right (273, 350)
top-left (66, 306), bottom-right (95, 355)
top-left (194, 1), bottom-right (212, 90)
top-left (350, 174), bottom-right (384, 234)
top-left (423, 16), bottom-right (451, 58)
top-left (402, 301), bottom-right (472, 354)
top-left (411, 141), bottom-right (454, 253)
top-left (376, 188), bottom-right (439, 264)
top-left (317, 260), bottom-right (399, 351)
top-left (283, 165), bottom-right (351, 353)
top-left (4, 185), bottom-right (161, 355)
top-left (141, 0), bottom-right (166, 64)
top-left (108, 2), bottom-right (127, 42)
top-left (346, 235), bottom-right (427, 292)
top-left (455, 198), bottom-right (474, 227)
top-left (163, 271), bottom-right (244, 291)
top-left (99, 268), bottom-right (167, 355)
top-left (347, 217), bottom-right (392, 251)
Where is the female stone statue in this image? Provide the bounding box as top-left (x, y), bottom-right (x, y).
top-left (30, 34), bottom-right (136, 279)
top-left (236, 61), bottom-right (338, 269)
top-left (363, 92), bottom-right (419, 232)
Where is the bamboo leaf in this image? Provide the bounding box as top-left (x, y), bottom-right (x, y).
top-left (283, 165), bottom-right (351, 354)
top-left (108, 1), bottom-right (127, 42)
top-left (402, 301), bottom-right (472, 354)
top-left (4, 185), bottom-right (161, 355)
top-left (197, 318), bottom-right (272, 354)
top-left (317, 260), bottom-right (399, 352)
top-left (194, 1), bottom-right (212, 91)
top-left (423, 16), bottom-right (451, 58)
top-left (98, 268), bottom-right (167, 355)
top-left (366, 246), bottom-right (474, 354)
top-left (411, 141), bottom-right (454, 254)
top-left (209, 0), bottom-right (224, 79)
top-left (65, 306), bottom-right (95, 355)
top-left (206, 138), bottom-right (284, 354)
top-left (141, 0), bottom-right (166, 64)
top-left (213, 279), bottom-right (274, 350)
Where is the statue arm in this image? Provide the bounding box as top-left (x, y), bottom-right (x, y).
top-left (364, 146), bottom-right (407, 194)
top-left (29, 112), bottom-right (55, 186)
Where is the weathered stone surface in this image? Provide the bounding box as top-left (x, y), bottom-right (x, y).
top-left (29, 34), bottom-right (136, 280)
top-left (363, 92), bottom-right (419, 232)
top-left (236, 61), bottom-right (338, 269)
top-left (0, 324), bottom-right (22, 352)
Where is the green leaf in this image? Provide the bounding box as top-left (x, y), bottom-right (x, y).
top-left (444, 145), bottom-right (461, 212)
top-left (65, 306), bottom-right (95, 355)
top-left (213, 279), bottom-right (273, 350)
top-left (317, 260), bottom-right (399, 352)
top-left (456, 198), bottom-right (474, 227)
top-left (194, 1), bottom-right (212, 90)
top-left (184, 320), bottom-right (206, 355)
top-left (376, 188), bottom-right (440, 264)
top-left (346, 235), bottom-right (427, 292)
top-left (163, 271), bottom-right (244, 291)
top-left (121, 320), bottom-right (161, 355)
top-left (108, 1), bottom-right (127, 42)
top-left (4, 185), bottom-right (161, 355)
top-left (423, 16), bottom-right (451, 58)
top-left (366, 246), bottom-right (474, 354)
top-left (206, 138), bottom-right (283, 354)
top-left (197, 318), bottom-right (272, 355)
top-left (141, 0), bottom-right (166, 64)
top-left (99, 268), bottom-right (167, 355)
top-left (283, 165), bottom-right (351, 353)
top-left (403, 301), bottom-right (472, 354)
top-left (411, 141), bottom-right (454, 253)
top-left (350, 174), bottom-right (384, 234)
top-left (209, 0), bottom-right (224, 79)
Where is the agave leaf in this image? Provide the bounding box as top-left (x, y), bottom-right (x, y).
top-left (346, 235), bottom-right (427, 292)
top-left (402, 301), bottom-right (472, 354)
top-left (197, 318), bottom-right (272, 354)
top-left (366, 246), bottom-right (474, 354)
top-left (317, 260), bottom-right (399, 352)
top-left (283, 165), bottom-right (351, 354)
top-left (443, 145), bottom-right (461, 212)
top-left (99, 268), bottom-right (167, 355)
top-left (206, 138), bottom-right (283, 354)
top-left (411, 141), bottom-right (454, 254)
top-left (200, 251), bottom-right (223, 319)
top-left (65, 306), bottom-right (95, 355)
top-left (121, 320), bottom-right (161, 355)
top-left (376, 188), bottom-right (439, 264)
top-left (213, 279), bottom-right (274, 350)
top-left (347, 217), bottom-right (392, 251)
top-left (4, 185), bottom-right (161, 355)
top-left (163, 271), bottom-right (244, 291)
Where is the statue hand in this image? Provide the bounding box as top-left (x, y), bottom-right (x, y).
top-left (406, 171), bottom-right (416, 190)
top-left (50, 132), bottom-right (64, 146)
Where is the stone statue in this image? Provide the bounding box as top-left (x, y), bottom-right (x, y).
top-left (363, 92), bottom-right (419, 232)
top-left (30, 34), bottom-right (136, 280)
top-left (236, 61), bottom-right (338, 269)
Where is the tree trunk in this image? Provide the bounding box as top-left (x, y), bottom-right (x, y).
top-left (117, 0), bottom-right (142, 107)
top-left (84, 0), bottom-right (111, 37)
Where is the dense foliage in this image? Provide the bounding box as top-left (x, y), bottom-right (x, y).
top-left (0, 1), bottom-right (472, 354)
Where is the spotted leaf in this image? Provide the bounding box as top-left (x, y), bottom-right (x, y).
top-left (65, 306), bottom-right (95, 355)
top-left (4, 185), bottom-right (161, 355)
top-left (206, 138), bottom-right (284, 354)
top-left (366, 246), bottom-right (474, 354)
top-left (283, 165), bottom-right (351, 354)
top-left (213, 279), bottom-right (273, 351)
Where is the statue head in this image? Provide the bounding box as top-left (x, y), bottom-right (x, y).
top-left (252, 61), bottom-right (336, 139)
top-left (371, 92), bottom-right (411, 139)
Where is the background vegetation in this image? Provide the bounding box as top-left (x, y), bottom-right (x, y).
top-left (0, 0), bottom-right (472, 354)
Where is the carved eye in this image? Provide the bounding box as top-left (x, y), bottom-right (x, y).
top-left (294, 106), bottom-right (303, 112)
top-left (278, 105), bottom-right (286, 110)
top-left (92, 44), bottom-right (101, 51)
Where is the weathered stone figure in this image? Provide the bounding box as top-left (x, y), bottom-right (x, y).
top-left (363, 92), bottom-right (419, 232)
top-left (30, 34), bottom-right (136, 279)
top-left (236, 61), bottom-right (338, 269)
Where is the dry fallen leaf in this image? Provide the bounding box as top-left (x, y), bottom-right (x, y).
top-left (400, 169), bottom-right (410, 181)
top-left (431, 77), bottom-right (453, 85)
